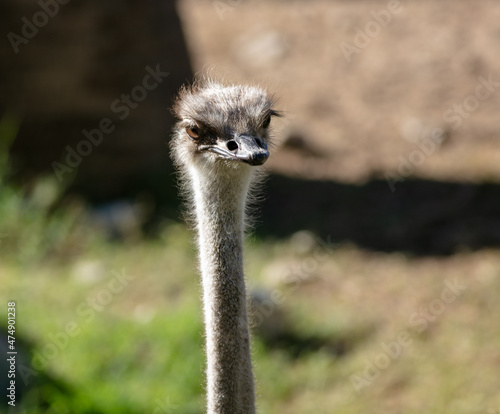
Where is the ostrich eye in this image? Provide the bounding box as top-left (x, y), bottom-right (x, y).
top-left (262, 115), bottom-right (271, 129)
top-left (186, 126), bottom-right (200, 139)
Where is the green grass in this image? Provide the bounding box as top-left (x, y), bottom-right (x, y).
top-left (3, 227), bottom-right (500, 413)
top-left (2, 237), bottom-right (205, 413)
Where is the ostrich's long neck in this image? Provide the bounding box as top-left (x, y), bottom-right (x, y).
top-left (191, 166), bottom-right (256, 414)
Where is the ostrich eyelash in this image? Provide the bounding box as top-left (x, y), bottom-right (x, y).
top-left (261, 109), bottom-right (281, 129)
top-left (262, 115), bottom-right (271, 129)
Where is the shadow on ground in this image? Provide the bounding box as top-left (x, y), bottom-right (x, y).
top-left (257, 174), bottom-right (500, 256)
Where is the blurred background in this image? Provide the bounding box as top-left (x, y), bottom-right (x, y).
top-left (1, 0), bottom-right (500, 413)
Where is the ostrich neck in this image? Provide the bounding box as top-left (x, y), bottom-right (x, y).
top-left (191, 166), bottom-right (256, 414)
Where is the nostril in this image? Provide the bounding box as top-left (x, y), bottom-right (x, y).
top-left (227, 140), bottom-right (238, 152)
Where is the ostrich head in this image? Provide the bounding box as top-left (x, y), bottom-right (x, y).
top-left (171, 79), bottom-right (280, 172)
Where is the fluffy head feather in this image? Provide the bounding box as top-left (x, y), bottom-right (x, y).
top-left (170, 78), bottom-right (279, 170)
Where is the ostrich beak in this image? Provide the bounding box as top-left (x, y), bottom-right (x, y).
top-left (204, 134), bottom-right (269, 166)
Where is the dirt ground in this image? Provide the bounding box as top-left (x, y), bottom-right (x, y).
top-left (177, 0), bottom-right (500, 184)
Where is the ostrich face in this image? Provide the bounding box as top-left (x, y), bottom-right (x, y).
top-left (172, 82), bottom-right (279, 168)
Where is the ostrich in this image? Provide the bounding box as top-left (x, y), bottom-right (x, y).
top-left (170, 78), bottom-right (280, 414)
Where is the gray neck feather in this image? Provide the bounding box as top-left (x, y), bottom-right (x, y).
top-left (190, 164), bottom-right (256, 414)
